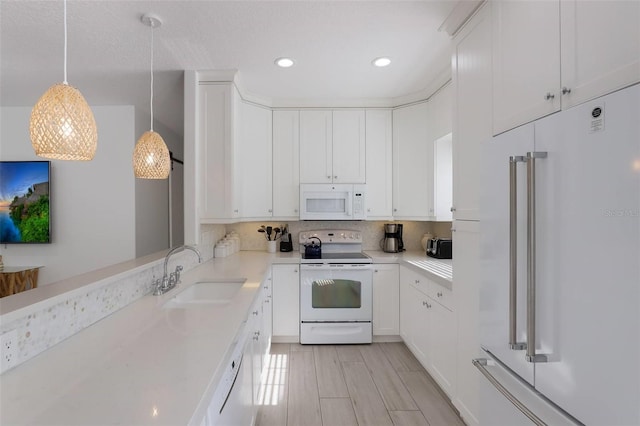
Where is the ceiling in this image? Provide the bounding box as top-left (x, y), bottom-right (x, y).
top-left (1, 1), bottom-right (458, 137)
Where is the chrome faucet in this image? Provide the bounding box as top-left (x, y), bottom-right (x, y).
top-left (153, 245), bottom-right (202, 296)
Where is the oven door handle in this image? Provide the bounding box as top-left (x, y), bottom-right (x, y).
top-left (300, 264), bottom-right (372, 271)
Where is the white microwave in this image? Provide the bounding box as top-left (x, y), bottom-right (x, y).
top-left (299, 184), bottom-right (366, 220)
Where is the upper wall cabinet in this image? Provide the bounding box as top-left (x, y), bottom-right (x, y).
top-left (492, 0), bottom-right (640, 135)
top-left (198, 83), bottom-right (241, 222)
top-left (238, 102), bottom-right (273, 219)
top-left (299, 110), bottom-right (366, 184)
top-left (492, 0), bottom-right (561, 134)
top-left (392, 102), bottom-right (432, 220)
top-left (427, 83), bottom-right (453, 222)
top-left (452, 3), bottom-right (492, 221)
top-left (272, 110), bottom-right (300, 218)
top-left (365, 109), bottom-right (393, 219)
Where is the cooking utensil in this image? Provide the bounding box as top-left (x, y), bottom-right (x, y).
top-left (303, 237), bottom-right (322, 258)
top-left (266, 226), bottom-right (273, 241)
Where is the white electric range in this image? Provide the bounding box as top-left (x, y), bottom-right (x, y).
top-left (298, 230), bottom-right (373, 344)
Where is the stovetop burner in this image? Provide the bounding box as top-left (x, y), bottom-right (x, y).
top-left (299, 230), bottom-right (371, 264)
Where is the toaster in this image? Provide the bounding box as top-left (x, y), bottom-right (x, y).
top-left (426, 238), bottom-right (452, 259)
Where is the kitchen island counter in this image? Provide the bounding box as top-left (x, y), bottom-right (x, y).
top-left (0, 251), bottom-right (294, 426)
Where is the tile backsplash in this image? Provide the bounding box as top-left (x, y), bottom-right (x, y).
top-left (228, 220), bottom-right (452, 252)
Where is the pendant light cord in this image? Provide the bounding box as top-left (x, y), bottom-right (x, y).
top-left (63, 0), bottom-right (68, 84)
top-left (150, 22), bottom-right (154, 132)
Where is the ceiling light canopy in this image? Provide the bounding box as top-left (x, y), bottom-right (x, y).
top-left (30, 0), bottom-right (97, 161)
top-left (133, 14), bottom-right (170, 179)
top-left (372, 57), bottom-right (392, 67)
top-left (275, 57), bottom-right (295, 68)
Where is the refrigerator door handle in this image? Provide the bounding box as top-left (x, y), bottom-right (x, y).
top-left (526, 151), bottom-right (548, 363)
top-left (473, 358), bottom-right (547, 426)
top-left (509, 156), bottom-right (527, 350)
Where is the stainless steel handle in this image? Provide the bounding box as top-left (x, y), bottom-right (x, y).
top-left (526, 152), bottom-right (548, 363)
top-left (544, 92), bottom-right (555, 100)
top-left (334, 175), bottom-right (337, 179)
top-left (561, 87), bottom-right (571, 95)
top-left (450, 206), bottom-right (456, 212)
top-left (509, 156), bottom-right (527, 351)
top-left (437, 291), bottom-right (443, 297)
top-left (252, 310), bottom-right (259, 316)
top-left (472, 358), bottom-right (547, 426)
top-left (327, 175), bottom-right (331, 179)
top-left (422, 301), bottom-right (431, 308)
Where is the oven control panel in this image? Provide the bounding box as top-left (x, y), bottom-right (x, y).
top-left (299, 230), bottom-right (362, 244)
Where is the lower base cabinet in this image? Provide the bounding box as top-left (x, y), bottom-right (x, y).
top-left (272, 264), bottom-right (299, 340)
top-left (373, 264), bottom-right (400, 336)
top-left (399, 266), bottom-right (456, 398)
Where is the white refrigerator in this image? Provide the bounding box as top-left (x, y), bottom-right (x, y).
top-left (478, 84), bottom-right (639, 425)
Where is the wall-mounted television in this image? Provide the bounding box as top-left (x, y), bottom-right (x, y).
top-left (0, 161), bottom-right (51, 244)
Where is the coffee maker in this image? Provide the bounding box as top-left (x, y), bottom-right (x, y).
top-left (382, 223), bottom-right (405, 253)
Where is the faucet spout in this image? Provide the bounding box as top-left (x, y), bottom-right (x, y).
top-left (154, 245), bottom-right (203, 296)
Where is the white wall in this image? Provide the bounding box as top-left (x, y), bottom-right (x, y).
top-left (0, 106), bottom-right (136, 286)
top-left (134, 109), bottom-right (183, 257)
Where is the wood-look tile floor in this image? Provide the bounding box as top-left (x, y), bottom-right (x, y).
top-left (256, 342), bottom-right (465, 426)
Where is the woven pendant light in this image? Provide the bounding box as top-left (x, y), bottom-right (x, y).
top-left (132, 14), bottom-right (170, 179)
top-left (30, 0), bottom-right (97, 161)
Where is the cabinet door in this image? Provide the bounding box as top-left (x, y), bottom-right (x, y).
top-left (299, 111), bottom-right (332, 183)
top-left (198, 83), bottom-right (238, 220)
top-left (272, 111), bottom-right (300, 218)
top-left (332, 110), bottom-right (366, 183)
top-left (452, 3), bottom-right (492, 221)
top-left (452, 220), bottom-right (480, 425)
top-left (272, 265), bottom-right (300, 339)
top-left (560, 0), bottom-right (640, 109)
top-left (433, 133), bottom-right (453, 221)
top-left (365, 109), bottom-right (393, 219)
top-left (261, 276), bottom-right (273, 368)
top-left (428, 83), bottom-right (453, 221)
top-left (372, 264), bottom-right (399, 336)
top-left (429, 297), bottom-right (456, 398)
top-left (238, 102), bottom-right (273, 219)
top-left (492, 0), bottom-right (561, 135)
top-left (392, 102), bottom-right (432, 219)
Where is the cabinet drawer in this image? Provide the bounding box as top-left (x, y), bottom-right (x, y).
top-left (428, 284), bottom-right (453, 311)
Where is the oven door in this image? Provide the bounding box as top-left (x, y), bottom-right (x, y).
top-left (300, 263), bottom-right (372, 321)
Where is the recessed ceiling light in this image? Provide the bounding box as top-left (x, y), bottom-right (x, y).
top-left (275, 57), bottom-right (295, 68)
top-left (372, 57), bottom-right (391, 67)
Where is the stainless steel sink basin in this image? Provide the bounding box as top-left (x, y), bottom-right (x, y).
top-left (163, 279), bottom-right (246, 308)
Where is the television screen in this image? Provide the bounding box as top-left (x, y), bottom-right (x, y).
top-left (0, 161), bottom-right (51, 244)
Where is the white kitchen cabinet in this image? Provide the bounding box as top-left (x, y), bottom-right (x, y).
top-left (452, 220), bottom-right (480, 426)
top-left (452, 2), bottom-right (492, 221)
top-left (392, 102), bottom-right (432, 219)
top-left (198, 83), bottom-right (241, 221)
top-left (299, 110), bottom-right (332, 183)
top-left (372, 264), bottom-right (399, 336)
top-left (399, 266), bottom-right (457, 399)
top-left (399, 267), bottom-right (430, 361)
top-left (299, 110), bottom-right (365, 184)
top-left (560, 0), bottom-right (640, 110)
top-left (272, 110), bottom-right (300, 218)
top-left (271, 264), bottom-right (299, 341)
top-left (332, 110), bottom-right (366, 183)
top-left (492, 0), bottom-right (560, 135)
top-left (365, 109), bottom-right (393, 219)
top-left (428, 291), bottom-right (456, 398)
top-left (238, 101), bottom-right (273, 219)
top-left (428, 83), bottom-right (453, 222)
top-left (492, 0), bottom-right (640, 135)
top-left (261, 275), bottom-right (273, 372)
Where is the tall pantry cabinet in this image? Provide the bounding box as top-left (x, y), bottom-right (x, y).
top-left (450, 3), bottom-right (491, 425)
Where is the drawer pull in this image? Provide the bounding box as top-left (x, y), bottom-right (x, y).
top-left (437, 292), bottom-right (443, 297)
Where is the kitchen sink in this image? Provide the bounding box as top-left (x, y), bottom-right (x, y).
top-left (163, 279), bottom-right (246, 309)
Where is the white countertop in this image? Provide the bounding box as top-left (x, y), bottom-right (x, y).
top-left (0, 251), bottom-right (296, 426)
top-left (0, 249), bottom-right (447, 425)
top-left (365, 250), bottom-right (453, 289)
